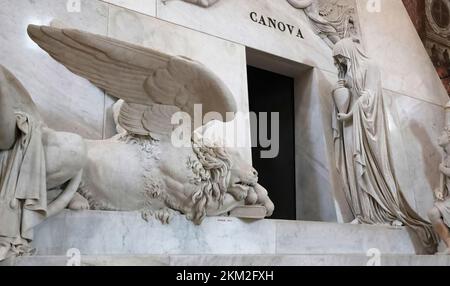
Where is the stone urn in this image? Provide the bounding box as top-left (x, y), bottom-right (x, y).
top-left (333, 80), bottom-right (351, 114)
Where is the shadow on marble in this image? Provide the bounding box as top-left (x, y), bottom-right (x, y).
top-left (356, 0), bottom-right (448, 106)
top-left (384, 90), bottom-right (444, 218)
top-left (294, 68), bottom-right (337, 222)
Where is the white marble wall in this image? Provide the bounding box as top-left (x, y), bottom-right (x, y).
top-left (101, 0), bottom-right (156, 16)
top-left (156, 0), bottom-right (335, 73)
top-left (107, 5), bottom-right (248, 117)
top-left (356, 0), bottom-right (448, 106)
top-left (0, 0), bottom-right (109, 139)
top-left (384, 90), bottom-right (444, 218)
top-left (105, 5), bottom-right (251, 160)
top-left (1, 0), bottom-right (446, 222)
top-left (294, 69), bottom-right (337, 222)
top-left (354, 0), bottom-right (447, 218)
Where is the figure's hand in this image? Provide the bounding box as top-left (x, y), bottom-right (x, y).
top-left (333, 79), bottom-right (346, 92)
top-left (337, 113), bottom-right (352, 122)
top-left (435, 189), bottom-right (445, 201)
top-left (359, 90), bottom-right (370, 104)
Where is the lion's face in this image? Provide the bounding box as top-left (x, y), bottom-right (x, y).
top-left (227, 149), bottom-right (258, 193)
top-left (225, 149), bottom-right (274, 217)
top-left (186, 130), bottom-right (275, 219)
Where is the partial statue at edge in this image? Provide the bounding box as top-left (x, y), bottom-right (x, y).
top-left (428, 102), bottom-right (450, 255)
top-left (0, 25), bottom-right (274, 261)
top-left (331, 37), bottom-right (438, 253)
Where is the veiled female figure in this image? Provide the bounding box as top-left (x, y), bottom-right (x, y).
top-left (331, 38), bottom-right (438, 252)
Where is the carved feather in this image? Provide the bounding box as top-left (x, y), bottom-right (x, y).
top-left (27, 25), bottom-right (237, 137)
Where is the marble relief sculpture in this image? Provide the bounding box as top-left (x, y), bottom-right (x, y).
top-left (428, 119), bottom-right (450, 255)
top-left (287, 0), bottom-right (340, 48)
top-left (173, 0), bottom-right (359, 48)
top-left (287, 0), bottom-right (360, 48)
top-left (0, 24), bottom-right (274, 261)
top-left (331, 38), bottom-right (438, 252)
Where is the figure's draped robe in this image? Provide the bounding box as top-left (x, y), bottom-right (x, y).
top-left (304, 4), bottom-right (338, 39)
top-left (0, 112), bottom-right (47, 260)
top-left (332, 40), bottom-right (438, 252)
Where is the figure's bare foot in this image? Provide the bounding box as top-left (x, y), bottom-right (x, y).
top-left (350, 218), bottom-right (360, 225)
top-left (391, 220), bottom-right (404, 227)
top-left (0, 243), bottom-right (10, 261)
top-left (68, 192), bottom-right (90, 210)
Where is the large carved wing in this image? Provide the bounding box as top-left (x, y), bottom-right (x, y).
top-left (27, 25), bottom-right (237, 138)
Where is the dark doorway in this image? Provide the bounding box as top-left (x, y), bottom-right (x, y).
top-left (247, 65), bottom-right (296, 220)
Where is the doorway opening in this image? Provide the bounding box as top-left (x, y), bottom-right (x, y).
top-left (247, 65), bottom-right (296, 220)
top-left (245, 47), bottom-right (339, 222)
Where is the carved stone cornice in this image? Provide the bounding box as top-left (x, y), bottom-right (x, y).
top-left (425, 0), bottom-right (450, 36)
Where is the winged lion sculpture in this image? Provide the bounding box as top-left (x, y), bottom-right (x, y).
top-left (0, 25), bottom-right (274, 260)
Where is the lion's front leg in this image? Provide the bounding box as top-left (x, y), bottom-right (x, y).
top-left (205, 193), bottom-right (245, 217)
top-left (253, 184), bottom-right (274, 217)
top-left (68, 192), bottom-right (90, 211)
top-left (213, 184), bottom-right (274, 217)
top-left (227, 185), bottom-right (249, 202)
top-left (140, 175), bottom-right (188, 224)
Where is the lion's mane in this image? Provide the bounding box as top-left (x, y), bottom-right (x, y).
top-left (188, 135), bottom-right (232, 224)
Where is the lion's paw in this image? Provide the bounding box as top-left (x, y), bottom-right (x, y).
top-left (253, 184), bottom-right (274, 217)
top-left (68, 193), bottom-right (90, 211)
top-left (245, 188), bottom-right (258, 205)
top-left (228, 187), bottom-right (248, 202)
top-left (141, 208), bottom-right (177, 224)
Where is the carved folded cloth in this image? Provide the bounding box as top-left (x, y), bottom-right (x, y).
top-left (435, 198), bottom-right (450, 227)
top-left (332, 38), bottom-right (438, 252)
top-left (0, 112), bottom-right (47, 260)
top-left (304, 10), bottom-right (339, 38)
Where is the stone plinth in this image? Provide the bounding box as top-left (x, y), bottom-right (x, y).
top-left (30, 210), bottom-right (426, 256)
top-left (3, 254), bottom-right (450, 266)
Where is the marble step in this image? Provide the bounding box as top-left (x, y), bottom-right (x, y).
top-left (31, 210), bottom-right (427, 256)
top-left (2, 254), bottom-right (450, 266)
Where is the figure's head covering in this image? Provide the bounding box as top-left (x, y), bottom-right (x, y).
top-left (332, 38), bottom-right (369, 93)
